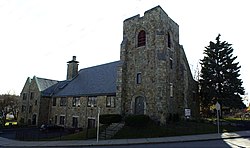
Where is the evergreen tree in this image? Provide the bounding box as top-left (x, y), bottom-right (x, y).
top-left (200, 34), bottom-right (245, 110)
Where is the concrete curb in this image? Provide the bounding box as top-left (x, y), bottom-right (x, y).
top-left (0, 130), bottom-right (250, 147)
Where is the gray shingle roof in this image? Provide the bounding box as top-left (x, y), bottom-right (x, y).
top-left (42, 80), bottom-right (70, 97)
top-left (54, 61), bottom-right (120, 97)
top-left (35, 77), bottom-right (59, 91)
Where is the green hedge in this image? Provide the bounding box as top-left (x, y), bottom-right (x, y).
top-left (99, 114), bottom-right (122, 125)
top-left (125, 115), bottom-right (151, 127)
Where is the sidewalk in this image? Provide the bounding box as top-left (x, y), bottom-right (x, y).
top-left (0, 130), bottom-right (250, 147)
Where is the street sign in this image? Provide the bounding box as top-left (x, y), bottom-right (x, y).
top-left (185, 108), bottom-right (191, 118)
top-left (215, 102), bottom-right (221, 134)
top-left (216, 102), bottom-right (221, 111)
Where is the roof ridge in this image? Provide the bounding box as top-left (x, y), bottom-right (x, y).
top-left (79, 60), bottom-right (120, 72)
top-left (33, 76), bottom-right (59, 91)
top-left (36, 76), bottom-right (59, 82)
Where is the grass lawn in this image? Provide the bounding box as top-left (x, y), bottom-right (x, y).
top-left (44, 119), bottom-right (247, 140)
top-left (49, 128), bottom-right (97, 141)
top-left (113, 120), bottom-right (242, 139)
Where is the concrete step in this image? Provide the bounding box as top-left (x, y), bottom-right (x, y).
top-left (99, 123), bottom-right (124, 140)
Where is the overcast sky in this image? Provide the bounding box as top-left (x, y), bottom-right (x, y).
top-left (0, 0), bottom-right (249, 100)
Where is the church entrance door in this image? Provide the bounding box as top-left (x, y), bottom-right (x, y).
top-left (134, 96), bottom-right (144, 115)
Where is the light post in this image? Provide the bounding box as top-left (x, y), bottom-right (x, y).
top-left (96, 107), bottom-right (100, 143)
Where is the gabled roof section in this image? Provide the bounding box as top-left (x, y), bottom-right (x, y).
top-left (54, 61), bottom-right (120, 97)
top-left (42, 80), bottom-right (70, 97)
top-left (20, 77), bottom-right (32, 93)
top-left (34, 76), bottom-right (59, 91)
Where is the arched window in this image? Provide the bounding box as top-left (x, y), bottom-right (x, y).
top-left (167, 32), bottom-right (171, 48)
top-left (138, 30), bottom-right (146, 47)
top-left (136, 72), bottom-right (142, 84)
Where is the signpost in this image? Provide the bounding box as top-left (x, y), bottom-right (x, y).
top-left (185, 108), bottom-right (191, 119)
top-left (215, 102), bottom-right (221, 134)
top-left (96, 107), bottom-right (100, 143)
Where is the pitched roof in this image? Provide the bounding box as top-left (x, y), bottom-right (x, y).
top-left (54, 61), bottom-right (120, 97)
top-left (35, 77), bottom-right (59, 91)
top-left (42, 80), bottom-right (70, 97)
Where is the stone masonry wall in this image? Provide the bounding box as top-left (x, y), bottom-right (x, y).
top-left (49, 95), bottom-right (119, 128)
top-left (18, 77), bottom-right (41, 126)
top-left (119, 6), bottom-right (198, 124)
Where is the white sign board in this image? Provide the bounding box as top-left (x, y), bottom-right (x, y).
top-left (216, 102), bottom-right (221, 111)
top-left (185, 108), bottom-right (191, 117)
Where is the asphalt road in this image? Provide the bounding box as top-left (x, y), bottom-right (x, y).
top-left (6, 138), bottom-right (249, 148)
top-left (84, 138), bottom-right (250, 148)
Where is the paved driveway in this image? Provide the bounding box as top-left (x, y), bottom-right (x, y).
top-left (0, 127), bottom-right (69, 140)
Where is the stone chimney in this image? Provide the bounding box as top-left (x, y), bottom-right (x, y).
top-left (67, 56), bottom-right (79, 80)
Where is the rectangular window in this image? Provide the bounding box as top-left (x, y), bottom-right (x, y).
top-left (88, 118), bottom-right (96, 128)
top-left (30, 92), bottom-right (34, 100)
top-left (72, 97), bottom-right (80, 107)
top-left (22, 93), bottom-right (27, 100)
top-left (136, 73), bottom-right (142, 84)
top-left (170, 58), bottom-right (173, 69)
top-left (170, 83), bottom-right (173, 97)
top-left (54, 115), bottom-right (58, 124)
top-left (60, 97), bottom-right (67, 106)
top-left (21, 105), bottom-right (26, 112)
top-left (192, 91), bottom-right (196, 102)
top-left (87, 97), bottom-right (97, 107)
top-left (35, 100), bottom-right (38, 106)
top-left (29, 105), bottom-right (32, 113)
top-left (52, 98), bottom-right (57, 106)
top-left (20, 118), bottom-right (24, 124)
top-left (167, 32), bottom-right (172, 48)
top-left (72, 117), bottom-right (78, 128)
top-left (106, 96), bottom-right (115, 108)
top-left (59, 115), bottom-right (65, 125)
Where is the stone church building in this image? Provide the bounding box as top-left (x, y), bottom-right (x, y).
top-left (18, 6), bottom-right (199, 128)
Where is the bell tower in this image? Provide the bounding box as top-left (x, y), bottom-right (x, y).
top-left (118, 6), bottom-right (186, 124)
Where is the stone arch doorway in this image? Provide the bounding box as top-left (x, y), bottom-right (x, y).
top-left (134, 96), bottom-right (145, 115)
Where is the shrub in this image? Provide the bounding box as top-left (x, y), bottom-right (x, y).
top-left (173, 113), bottom-right (180, 122)
top-left (99, 114), bottom-right (122, 125)
top-left (167, 113), bottom-right (180, 123)
top-left (125, 115), bottom-right (151, 127)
